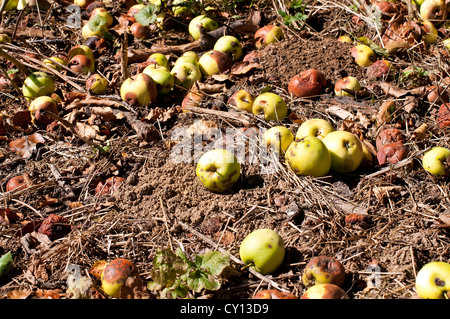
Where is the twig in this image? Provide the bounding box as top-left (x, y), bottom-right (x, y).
top-left (178, 221), bottom-right (290, 293)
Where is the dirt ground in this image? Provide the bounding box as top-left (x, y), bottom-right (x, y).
top-left (0, 0), bottom-right (449, 300)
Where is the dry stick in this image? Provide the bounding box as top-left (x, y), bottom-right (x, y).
top-left (186, 106), bottom-right (254, 127)
top-left (178, 221), bottom-right (290, 293)
top-left (0, 46), bottom-right (31, 77)
top-left (120, 33), bottom-right (129, 81)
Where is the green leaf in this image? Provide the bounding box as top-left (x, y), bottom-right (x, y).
top-left (186, 268), bottom-right (221, 293)
top-left (0, 251), bottom-right (12, 277)
top-left (134, 4), bottom-right (160, 26)
top-left (87, 14), bottom-right (107, 32)
top-left (358, 36), bottom-right (389, 57)
top-left (195, 250), bottom-right (230, 276)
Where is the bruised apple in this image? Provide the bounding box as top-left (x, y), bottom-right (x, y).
top-left (377, 141), bottom-right (408, 166)
top-left (29, 96), bottom-right (59, 126)
top-left (254, 25), bottom-right (284, 48)
top-left (302, 256), bottom-right (346, 288)
top-left (301, 283), bottom-right (349, 299)
top-left (366, 59), bottom-right (394, 79)
top-left (239, 229), bottom-right (285, 275)
top-left (188, 14), bottom-right (218, 40)
top-left (288, 69), bottom-right (327, 98)
top-left (253, 289), bottom-right (297, 299)
top-left (296, 118), bottom-right (335, 140)
top-left (334, 76), bottom-right (361, 97)
top-left (420, 0), bottom-right (447, 23)
top-left (213, 35), bottom-right (243, 62)
top-left (22, 71), bottom-right (55, 100)
top-left (285, 136), bottom-right (331, 177)
top-left (351, 44), bottom-right (376, 67)
top-left (120, 73), bottom-right (157, 106)
top-left (252, 92), bottom-right (288, 121)
top-left (68, 54), bottom-right (95, 74)
top-left (262, 126), bottom-right (294, 155)
top-left (415, 261), bottom-right (450, 299)
top-left (198, 50), bottom-right (232, 76)
top-left (181, 89), bottom-right (205, 112)
top-left (227, 89), bottom-right (254, 113)
top-left (86, 73), bottom-right (108, 94)
top-left (196, 149), bottom-right (240, 193)
top-left (6, 175), bottom-right (28, 192)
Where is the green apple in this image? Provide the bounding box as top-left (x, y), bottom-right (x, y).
top-left (29, 95), bottom-right (58, 126)
top-left (413, 0), bottom-right (425, 5)
top-left (170, 61), bottom-right (201, 89)
top-left (443, 38), bottom-right (450, 50)
top-left (239, 229), bottom-right (285, 275)
top-left (302, 256), bottom-right (346, 288)
top-left (198, 50), bottom-right (232, 76)
top-left (147, 53), bottom-right (169, 69)
top-left (213, 35), bottom-right (243, 62)
top-left (188, 14), bottom-right (219, 40)
top-left (22, 71), bottom-right (55, 101)
top-left (74, 0), bottom-right (94, 9)
top-left (422, 20), bottom-right (438, 44)
top-left (195, 149), bottom-right (240, 193)
top-left (301, 283), bottom-right (350, 299)
top-left (350, 44), bottom-right (376, 67)
top-left (334, 76), bottom-right (361, 97)
top-left (227, 89), bottom-right (254, 113)
top-left (0, 34), bottom-right (11, 43)
top-left (422, 146), bottom-right (450, 177)
top-left (262, 126), bottom-right (294, 155)
top-left (171, 0), bottom-right (193, 17)
top-left (252, 92), bottom-right (288, 122)
top-left (142, 67), bottom-right (174, 95)
top-left (254, 25), bottom-right (284, 48)
top-left (4, 0), bottom-right (18, 11)
top-left (285, 136), bottom-right (331, 177)
top-left (86, 73), bottom-right (108, 94)
top-left (43, 56), bottom-right (66, 71)
top-left (415, 261), bottom-right (450, 299)
top-left (296, 118), bottom-right (335, 140)
top-left (81, 21), bottom-right (110, 39)
top-left (120, 73), bottom-right (157, 106)
top-left (322, 131), bottom-right (364, 173)
top-left (420, 0), bottom-right (447, 23)
top-left (182, 51), bottom-right (200, 61)
top-left (174, 55), bottom-right (199, 68)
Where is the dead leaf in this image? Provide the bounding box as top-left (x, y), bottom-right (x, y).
top-left (7, 290), bottom-right (32, 299)
top-left (403, 96), bottom-right (418, 113)
top-left (411, 123), bottom-right (429, 141)
top-left (373, 185), bottom-right (402, 202)
top-left (9, 133), bottom-right (45, 158)
top-left (20, 231), bottom-right (51, 254)
top-left (0, 208), bottom-right (23, 224)
top-left (377, 100), bottom-right (396, 126)
top-left (34, 289), bottom-right (63, 299)
top-left (75, 122), bottom-right (105, 141)
top-left (187, 119), bottom-right (218, 135)
top-left (438, 213), bottom-right (450, 229)
top-left (230, 61), bottom-right (260, 75)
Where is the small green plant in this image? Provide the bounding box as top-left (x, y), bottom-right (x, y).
top-left (147, 247), bottom-right (230, 299)
top-left (278, 0), bottom-right (308, 27)
top-left (134, 4), bottom-right (161, 26)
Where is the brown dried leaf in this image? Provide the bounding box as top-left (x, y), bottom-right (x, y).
top-left (9, 133), bottom-right (45, 158)
top-left (230, 61), bottom-right (259, 75)
top-left (377, 100), bottom-right (396, 126)
top-left (74, 122), bottom-right (104, 141)
top-left (438, 213), bottom-right (450, 228)
top-left (187, 119), bottom-right (218, 135)
top-left (7, 290), bottom-right (32, 299)
top-left (0, 208), bottom-right (23, 224)
top-left (411, 123), bottom-right (429, 141)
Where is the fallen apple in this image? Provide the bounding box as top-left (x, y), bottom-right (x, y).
top-left (419, 0), bottom-right (447, 23)
top-left (90, 7), bottom-right (114, 27)
top-left (43, 56), bottom-right (66, 71)
top-left (350, 44), bottom-right (376, 67)
top-left (239, 228), bottom-right (285, 275)
top-left (422, 146), bottom-right (450, 177)
top-left (127, 4), bottom-right (146, 21)
top-left (22, 71), bottom-right (55, 101)
top-left (262, 126), bottom-right (294, 155)
top-left (3, 0), bottom-right (18, 11)
top-left (170, 61), bottom-right (202, 89)
top-left (188, 14), bottom-right (218, 41)
top-left (254, 25), bottom-right (284, 48)
top-left (213, 35), bottom-right (243, 62)
top-left (198, 50), bottom-right (232, 77)
top-left (253, 289), bottom-right (297, 299)
top-left (252, 92), bottom-right (288, 122)
top-left (334, 76), bottom-right (361, 97)
top-left (130, 22), bottom-right (150, 40)
top-left (415, 261), bottom-right (450, 299)
top-left (422, 20), bottom-right (438, 44)
top-left (101, 258), bottom-right (147, 298)
top-left (322, 130), bottom-right (364, 173)
top-left (295, 118), bottom-right (335, 140)
top-left (174, 55), bottom-right (199, 69)
top-left (142, 67), bottom-right (174, 95)
top-left (74, 0), bottom-right (94, 9)
top-left (29, 95), bottom-right (59, 126)
top-left (67, 45), bottom-right (95, 63)
top-left (81, 21), bottom-right (109, 39)
top-left (366, 59), bottom-right (394, 79)
top-left (377, 141), bottom-right (408, 166)
top-left (6, 175), bottom-right (28, 192)
top-left (171, 0), bottom-right (193, 17)
top-left (437, 103), bottom-right (450, 128)
top-left (337, 35), bottom-right (352, 43)
top-left (301, 283), bottom-right (349, 299)
top-left (227, 89), bottom-right (254, 113)
top-left (120, 73), bottom-right (157, 106)
top-left (86, 73), bottom-right (108, 94)
top-left (285, 136), bottom-right (331, 177)
top-left (147, 53), bottom-right (169, 69)
top-left (288, 69), bottom-right (327, 98)
top-left (181, 89), bottom-right (205, 112)
top-left (196, 149), bottom-right (240, 193)
top-left (302, 256), bottom-right (346, 288)
top-left (376, 128), bottom-right (405, 150)
top-left (68, 54), bottom-right (95, 74)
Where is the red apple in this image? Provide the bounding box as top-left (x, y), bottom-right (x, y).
top-left (254, 25), bottom-right (284, 48)
top-left (288, 69), bottom-right (327, 98)
top-left (68, 54), bottom-right (95, 74)
top-left (253, 289), bottom-right (297, 299)
top-left (29, 96), bottom-right (59, 127)
top-left (302, 256), bottom-right (346, 288)
top-left (377, 141), bottom-right (408, 166)
top-left (6, 175), bottom-right (28, 192)
top-left (130, 22), bottom-right (150, 39)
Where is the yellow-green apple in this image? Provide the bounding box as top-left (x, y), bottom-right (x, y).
top-left (359, 142), bottom-right (374, 168)
top-left (239, 228), bottom-right (285, 275)
top-left (288, 69), bottom-right (328, 98)
top-left (227, 89), bottom-right (254, 113)
top-left (29, 95), bottom-right (59, 127)
top-left (86, 73), bottom-right (108, 94)
top-left (419, 0), bottom-right (447, 23)
top-left (142, 67), bottom-right (174, 95)
top-left (252, 92), bottom-right (288, 121)
top-left (147, 53), bottom-right (169, 69)
top-left (301, 283), bottom-right (350, 299)
top-left (195, 149), bottom-right (240, 193)
top-left (68, 54), bottom-right (95, 74)
top-left (174, 55), bottom-right (199, 68)
top-left (350, 44), bottom-right (376, 67)
top-left (422, 146), bottom-right (450, 177)
top-left (213, 35), bottom-right (243, 62)
top-left (74, 0), bottom-right (94, 9)
top-left (4, 0), bottom-right (18, 10)
top-left (90, 7), bottom-right (113, 27)
top-left (43, 56), bottom-right (66, 71)
top-left (415, 261), bottom-right (450, 299)
top-left (302, 256), bottom-right (346, 288)
top-left (120, 73), bottom-right (157, 106)
top-left (254, 25), bottom-right (284, 48)
top-left (182, 51), bottom-right (200, 61)
top-left (198, 50), bottom-right (232, 76)
top-left (443, 38), bottom-right (450, 50)
top-left (171, 0), bottom-right (193, 17)
top-left (322, 130), bottom-right (364, 173)
top-left (262, 126), bottom-right (294, 155)
top-left (338, 35), bottom-right (352, 43)
top-left (81, 20), bottom-right (110, 39)
top-left (0, 34), bottom-right (11, 43)
top-left (285, 136), bottom-right (331, 177)
top-left (67, 45), bottom-right (95, 62)
top-left (188, 14), bottom-right (218, 40)
top-left (334, 76), bottom-right (361, 97)
top-left (296, 118), bottom-right (335, 140)
top-left (143, 63), bottom-right (169, 74)
top-left (22, 71), bottom-right (55, 101)
top-left (170, 61), bottom-right (201, 89)
top-left (101, 258), bottom-right (146, 298)
top-left (422, 20), bottom-right (438, 44)
top-left (413, 0), bottom-right (425, 5)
